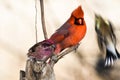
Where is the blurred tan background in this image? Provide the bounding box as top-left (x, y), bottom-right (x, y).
top-left (0, 0), bottom-right (120, 80)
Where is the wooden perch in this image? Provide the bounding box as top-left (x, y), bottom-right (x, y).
top-left (20, 45), bottom-right (79, 80)
top-left (24, 59), bottom-right (55, 80)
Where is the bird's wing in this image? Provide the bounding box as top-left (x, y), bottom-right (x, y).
top-left (56, 22), bottom-right (70, 32)
top-left (56, 22), bottom-right (71, 38)
top-left (95, 24), bottom-right (105, 50)
top-left (50, 22), bottom-right (70, 43)
top-left (108, 21), bottom-right (117, 44)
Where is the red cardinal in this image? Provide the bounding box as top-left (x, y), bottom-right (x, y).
top-left (28, 6), bottom-right (86, 60)
top-left (49, 6), bottom-right (87, 54)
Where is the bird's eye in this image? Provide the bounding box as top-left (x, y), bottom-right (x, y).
top-left (74, 18), bottom-right (83, 25)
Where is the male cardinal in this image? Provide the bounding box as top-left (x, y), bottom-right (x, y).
top-left (49, 6), bottom-right (86, 54)
top-left (95, 14), bottom-right (120, 66)
top-left (28, 6), bottom-right (86, 60)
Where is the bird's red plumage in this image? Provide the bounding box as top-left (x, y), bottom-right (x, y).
top-left (49, 6), bottom-right (87, 54)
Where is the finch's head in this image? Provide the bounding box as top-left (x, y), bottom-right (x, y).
top-left (72, 6), bottom-right (84, 18)
top-left (95, 14), bottom-right (102, 23)
top-left (95, 14), bottom-right (110, 28)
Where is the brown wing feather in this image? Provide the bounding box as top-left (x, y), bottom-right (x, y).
top-left (50, 23), bottom-right (71, 43)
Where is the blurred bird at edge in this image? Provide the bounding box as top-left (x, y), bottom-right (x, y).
top-left (95, 14), bottom-right (120, 67)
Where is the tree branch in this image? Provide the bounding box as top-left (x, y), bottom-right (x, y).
top-left (35, 0), bottom-right (38, 43)
top-left (55, 44), bottom-right (79, 63)
top-left (40, 0), bottom-right (48, 39)
top-left (49, 44), bottom-right (79, 67)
